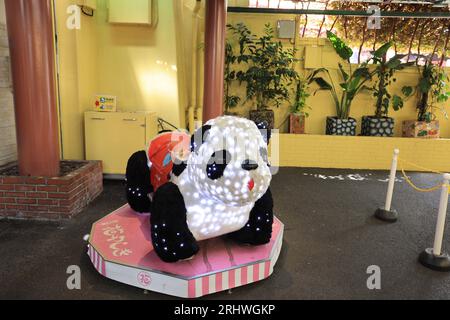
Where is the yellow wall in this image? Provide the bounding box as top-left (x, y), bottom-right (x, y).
top-left (226, 13), bottom-right (450, 138)
top-left (55, 0), bottom-right (183, 160)
top-left (95, 0), bottom-right (181, 126)
top-left (55, 0), bottom-right (98, 160)
top-left (0, 0), bottom-right (5, 24)
top-left (278, 134), bottom-right (450, 172)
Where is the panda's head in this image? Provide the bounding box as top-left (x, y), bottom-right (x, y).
top-left (187, 116), bottom-right (272, 206)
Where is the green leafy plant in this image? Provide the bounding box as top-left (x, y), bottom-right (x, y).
top-left (369, 41), bottom-right (415, 118)
top-left (408, 62), bottom-right (450, 122)
top-left (308, 31), bottom-right (373, 119)
top-left (224, 41), bottom-right (240, 114)
top-left (227, 22), bottom-right (299, 111)
top-left (291, 78), bottom-right (311, 116)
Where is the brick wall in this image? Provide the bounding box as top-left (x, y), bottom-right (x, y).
top-left (0, 161), bottom-right (103, 220)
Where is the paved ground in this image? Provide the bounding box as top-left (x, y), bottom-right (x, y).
top-left (1, 168), bottom-right (450, 300)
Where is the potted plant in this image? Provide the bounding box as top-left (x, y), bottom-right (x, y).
top-left (224, 41), bottom-right (240, 116)
top-left (362, 42), bottom-right (414, 137)
top-left (228, 23), bottom-right (298, 129)
top-left (309, 31), bottom-right (373, 136)
top-left (402, 62), bottom-right (450, 139)
top-left (289, 78), bottom-right (310, 134)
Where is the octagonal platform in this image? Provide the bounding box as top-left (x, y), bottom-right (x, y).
top-left (87, 205), bottom-right (284, 298)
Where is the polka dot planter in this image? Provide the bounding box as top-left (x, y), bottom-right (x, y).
top-left (326, 117), bottom-right (357, 136)
top-left (361, 116), bottom-right (395, 137)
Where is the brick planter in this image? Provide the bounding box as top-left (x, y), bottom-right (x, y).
top-left (289, 113), bottom-right (306, 134)
top-left (402, 120), bottom-right (440, 139)
top-left (0, 161), bottom-right (103, 220)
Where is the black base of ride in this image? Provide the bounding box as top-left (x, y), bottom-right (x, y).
top-left (374, 208), bottom-right (398, 223)
top-left (419, 248), bottom-right (450, 272)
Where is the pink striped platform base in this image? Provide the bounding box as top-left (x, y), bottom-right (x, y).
top-left (87, 204), bottom-right (284, 298)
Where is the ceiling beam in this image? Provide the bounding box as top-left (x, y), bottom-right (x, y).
top-left (227, 6), bottom-right (450, 19)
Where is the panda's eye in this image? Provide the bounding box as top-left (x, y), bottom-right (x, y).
top-left (206, 150), bottom-right (231, 180)
top-left (259, 147), bottom-right (268, 163)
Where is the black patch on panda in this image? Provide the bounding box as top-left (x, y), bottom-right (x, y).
top-left (206, 150), bottom-right (231, 180)
top-left (150, 182), bottom-right (199, 262)
top-left (228, 187), bottom-right (274, 245)
top-left (256, 121), bottom-right (271, 145)
top-left (125, 150), bottom-right (153, 213)
top-left (190, 125), bottom-right (212, 153)
top-left (172, 161), bottom-right (187, 177)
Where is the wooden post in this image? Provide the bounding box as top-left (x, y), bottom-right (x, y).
top-left (5, 0), bottom-right (60, 177)
top-left (202, 0), bottom-right (227, 123)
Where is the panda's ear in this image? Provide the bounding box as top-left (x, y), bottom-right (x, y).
top-left (256, 121), bottom-right (271, 145)
top-left (190, 125), bottom-right (212, 153)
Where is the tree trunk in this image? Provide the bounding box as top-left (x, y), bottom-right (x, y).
top-left (417, 91), bottom-right (429, 122)
top-left (375, 74), bottom-right (385, 118)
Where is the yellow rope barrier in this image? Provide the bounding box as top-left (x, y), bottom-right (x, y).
top-left (398, 158), bottom-right (444, 175)
top-left (400, 168), bottom-right (445, 193)
top-left (397, 158), bottom-right (449, 194)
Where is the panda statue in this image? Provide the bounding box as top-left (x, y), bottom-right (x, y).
top-left (125, 116), bottom-right (274, 263)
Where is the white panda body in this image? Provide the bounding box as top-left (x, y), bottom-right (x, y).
top-left (177, 170), bottom-right (255, 241)
top-left (173, 116), bottom-right (272, 242)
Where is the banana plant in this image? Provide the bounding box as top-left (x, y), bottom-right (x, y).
top-left (308, 31), bottom-right (373, 119)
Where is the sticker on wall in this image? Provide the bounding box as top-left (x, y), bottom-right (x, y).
top-left (94, 95), bottom-right (117, 112)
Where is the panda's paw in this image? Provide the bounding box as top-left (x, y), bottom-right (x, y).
top-left (125, 150), bottom-right (153, 213)
top-left (228, 213), bottom-right (273, 246)
top-left (228, 187), bottom-right (274, 246)
top-left (127, 187), bottom-right (152, 213)
top-left (151, 224), bottom-right (199, 263)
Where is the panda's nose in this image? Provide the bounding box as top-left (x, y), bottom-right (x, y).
top-left (241, 159), bottom-right (258, 171)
